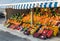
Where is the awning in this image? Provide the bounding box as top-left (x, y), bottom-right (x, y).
top-left (0, 0), bottom-right (60, 9)
top-left (11, 2), bottom-right (59, 9)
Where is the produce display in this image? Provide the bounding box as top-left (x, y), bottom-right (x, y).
top-left (4, 8), bottom-right (60, 40)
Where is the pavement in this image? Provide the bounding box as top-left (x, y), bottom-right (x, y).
top-left (0, 18), bottom-right (60, 41)
top-left (0, 31), bottom-right (30, 41)
top-left (0, 18), bottom-right (30, 41)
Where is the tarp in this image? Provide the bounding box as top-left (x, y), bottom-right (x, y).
top-left (0, 0), bottom-right (60, 9)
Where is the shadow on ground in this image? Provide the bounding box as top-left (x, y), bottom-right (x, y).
top-left (0, 31), bottom-right (30, 41)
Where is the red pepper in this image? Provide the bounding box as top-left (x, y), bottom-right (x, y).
top-left (46, 30), bottom-right (53, 38)
top-left (33, 32), bottom-right (40, 38)
top-left (17, 27), bottom-right (20, 30)
top-left (42, 29), bottom-right (48, 36)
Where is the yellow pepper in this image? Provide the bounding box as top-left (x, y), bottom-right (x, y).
top-left (30, 29), bottom-right (36, 35)
top-left (52, 26), bottom-right (59, 36)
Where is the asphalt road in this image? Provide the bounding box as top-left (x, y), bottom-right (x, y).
top-left (0, 18), bottom-right (30, 41)
top-left (0, 31), bottom-right (30, 41)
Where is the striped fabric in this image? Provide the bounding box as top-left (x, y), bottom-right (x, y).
top-left (7, 2), bottom-right (58, 9)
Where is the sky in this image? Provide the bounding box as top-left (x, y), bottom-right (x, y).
top-left (0, 0), bottom-right (56, 4)
top-left (0, 0), bottom-right (37, 4)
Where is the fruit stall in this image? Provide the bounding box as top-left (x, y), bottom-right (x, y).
top-left (0, 0), bottom-right (60, 40)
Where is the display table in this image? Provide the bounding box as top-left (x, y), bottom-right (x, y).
top-left (0, 24), bottom-right (60, 41)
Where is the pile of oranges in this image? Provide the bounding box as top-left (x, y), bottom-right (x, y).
top-left (33, 14), bottom-right (60, 25)
top-left (22, 14), bottom-right (31, 23)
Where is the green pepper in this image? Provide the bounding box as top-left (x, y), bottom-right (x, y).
top-left (23, 27), bottom-right (28, 31)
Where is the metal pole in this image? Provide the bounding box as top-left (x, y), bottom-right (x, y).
top-left (31, 9), bottom-right (33, 27)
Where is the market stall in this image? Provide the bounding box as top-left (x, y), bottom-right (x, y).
top-left (0, 0), bottom-right (60, 40)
